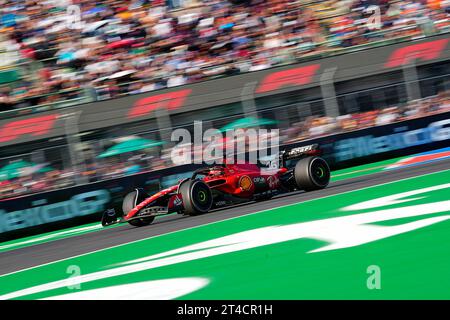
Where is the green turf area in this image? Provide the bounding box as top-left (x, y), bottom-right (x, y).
top-left (1, 169), bottom-right (449, 300)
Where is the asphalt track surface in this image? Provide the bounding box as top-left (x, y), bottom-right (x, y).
top-left (1, 159), bottom-right (449, 276)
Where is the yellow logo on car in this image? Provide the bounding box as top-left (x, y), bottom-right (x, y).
top-left (239, 176), bottom-right (252, 191)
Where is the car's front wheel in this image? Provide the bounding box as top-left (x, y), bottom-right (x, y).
top-left (179, 179), bottom-right (213, 216)
top-left (123, 189), bottom-right (155, 227)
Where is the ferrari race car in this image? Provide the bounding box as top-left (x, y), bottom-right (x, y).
top-left (101, 144), bottom-right (330, 227)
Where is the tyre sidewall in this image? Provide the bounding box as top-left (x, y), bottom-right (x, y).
top-left (294, 156), bottom-right (330, 191)
top-left (179, 180), bottom-right (212, 215)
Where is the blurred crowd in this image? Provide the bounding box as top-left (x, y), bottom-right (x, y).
top-left (1, 0), bottom-right (450, 111)
top-left (1, 89), bottom-right (449, 200)
top-left (284, 89), bottom-right (450, 142)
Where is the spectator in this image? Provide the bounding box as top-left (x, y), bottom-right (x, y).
top-left (0, 0), bottom-right (448, 111)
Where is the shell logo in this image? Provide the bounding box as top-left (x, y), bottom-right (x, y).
top-left (239, 175), bottom-right (253, 191)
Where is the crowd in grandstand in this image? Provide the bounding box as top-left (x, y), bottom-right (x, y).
top-left (1, 0), bottom-right (450, 111)
top-left (1, 89), bottom-right (449, 199)
top-left (284, 89), bottom-right (450, 142)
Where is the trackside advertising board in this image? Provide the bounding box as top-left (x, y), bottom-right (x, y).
top-left (0, 111), bottom-right (449, 241)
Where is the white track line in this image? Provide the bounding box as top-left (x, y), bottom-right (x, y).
top-left (1, 167), bottom-right (449, 278)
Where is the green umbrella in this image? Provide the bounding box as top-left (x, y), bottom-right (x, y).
top-left (97, 138), bottom-right (165, 158)
top-left (219, 117), bottom-right (277, 132)
top-left (0, 160), bottom-right (52, 181)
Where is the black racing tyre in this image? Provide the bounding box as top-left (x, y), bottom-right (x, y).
top-left (294, 156), bottom-right (330, 191)
top-left (179, 179), bottom-right (213, 216)
top-left (122, 189), bottom-right (155, 227)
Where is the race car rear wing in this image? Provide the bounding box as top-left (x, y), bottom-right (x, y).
top-left (281, 144), bottom-right (321, 162)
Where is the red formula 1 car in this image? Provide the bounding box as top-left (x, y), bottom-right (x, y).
top-left (101, 144), bottom-right (331, 227)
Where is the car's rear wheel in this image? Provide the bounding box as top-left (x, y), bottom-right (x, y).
top-left (294, 156), bottom-right (330, 191)
top-left (179, 179), bottom-right (213, 216)
top-left (123, 189), bottom-right (155, 227)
